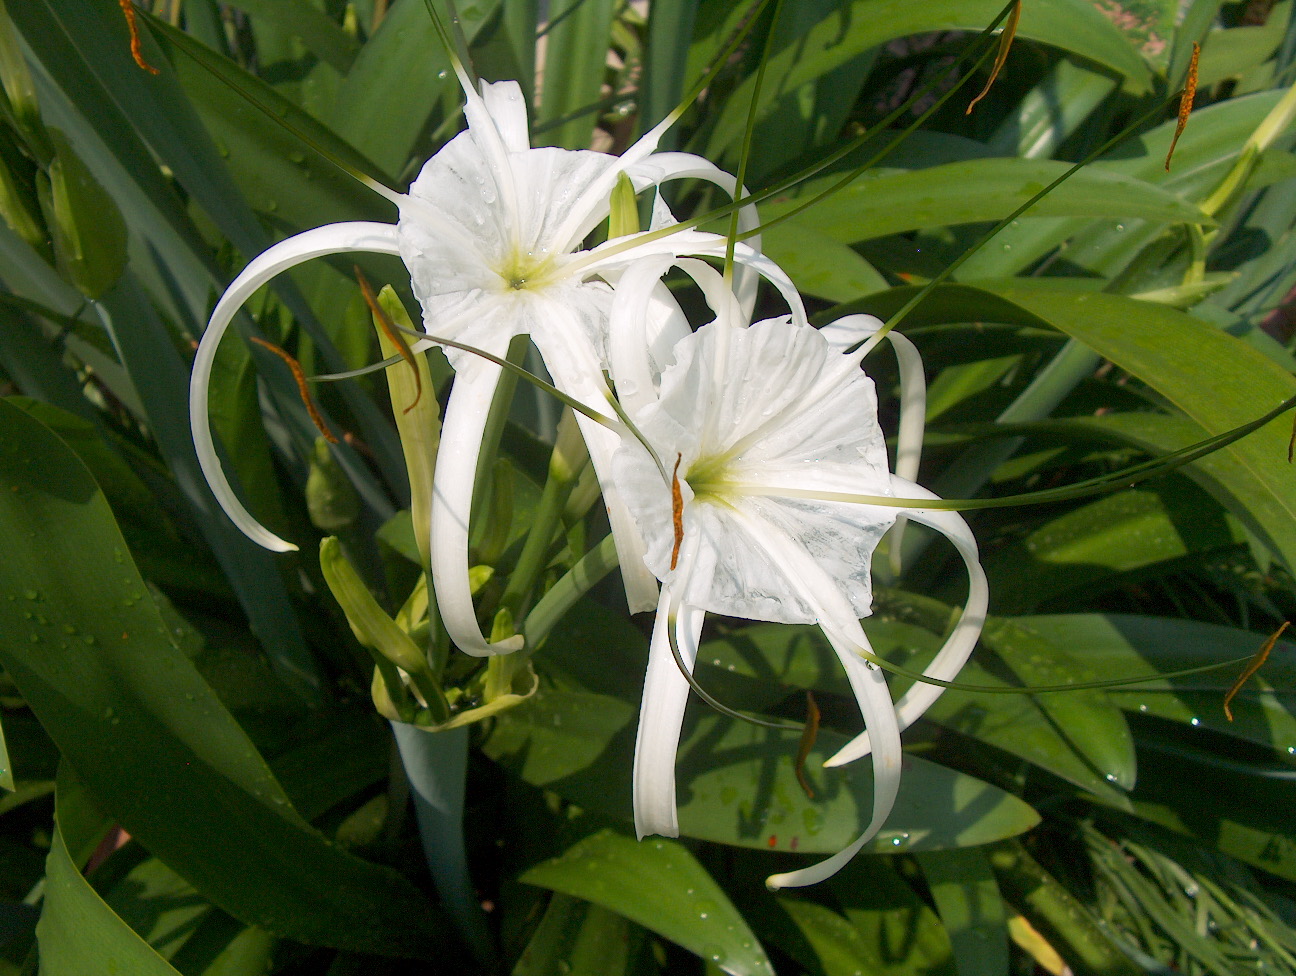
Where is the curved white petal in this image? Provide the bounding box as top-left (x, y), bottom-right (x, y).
top-left (549, 113), bottom-right (677, 252)
top-left (626, 151), bottom-right (763, 314)
top-left (532, 300), bottom-right (659, 613)
top-left (431, 345), bottom-right (525, 657)
top-left (582, 233), bottom-right (807, 328)
top-left (825, 476), bottom-right (987, 767)
top-left (632, 532), bottom-right (710, 837)
top-left (190, 221), bottom-right (401, 553)
top-left (607, 256), bottom-right (677, 418)
top-left (723, 507), bottom-right (903, 889)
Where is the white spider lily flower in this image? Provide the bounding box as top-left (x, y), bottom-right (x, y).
top-left (190, 75), bottom-right (800, 658)
top-left (609, 315), bottom-right (987, 889)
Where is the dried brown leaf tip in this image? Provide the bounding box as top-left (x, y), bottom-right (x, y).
top-left (1165, 42), bottom-right (1200, 172)
top-left (967, 0), bottom-right (1021, 116)
top-left (118, 0), bottom-right (160, 75)
top-left (248, 336), bottom-right (338, 444)
top-left (356, 267), bottom-right (423, 414)
top-left (1223, 619), bottom-right (1287, 721)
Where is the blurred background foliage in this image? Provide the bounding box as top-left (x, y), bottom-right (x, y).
top-left (0, 0), bottom-right (1294, 973)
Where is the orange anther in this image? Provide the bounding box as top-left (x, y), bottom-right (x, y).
top-left (1224, 620), bottom-right (1286, 721)
top-left (118, 0), bottom-right (160, 75)
top-left (248, 336), bottom-right (338, 444)
top-left (670, 454), bottom-right (685, 570)
top-left (356, 267), bottom-right (423, 414)
top-left (1165, 42), bottom-right (1200, 172)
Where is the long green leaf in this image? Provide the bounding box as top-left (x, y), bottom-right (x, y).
top-left (757, 159), bottom-right (1208, 244)
top-left (0, 398), bottom-right (447, 958)
top-left (522, 829), bottom-right (773, 976)
top-left (484, 687), bottom-right (1040, 854)
top-left (37, 773), bottom-right (182, 976)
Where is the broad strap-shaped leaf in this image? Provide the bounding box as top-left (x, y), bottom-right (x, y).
top-left (38, 773), bottom-right (182, 976)
top-left (522, 829), bottom-right (774, 976)
top-left (849, 283), bottom-right (1296, 577)
top-left (483, 687), bottom-right (1039, 854)
top-left (760, 159), bottom-right (1208, 244)
top-left (0, 398), bottom-right (446, 958)
top-left (705, 0), bottom-right (1151, 156)
top-left (917, 848), bottom-right (1010, 976)
top-left (1021, 613), bottom-right (1296, 762)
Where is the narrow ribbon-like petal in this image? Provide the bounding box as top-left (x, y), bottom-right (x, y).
top-left (632, 532), bottom-right (710, 837)
top-left (723, 507), bottom-right (903, 889)
top-left (190, 222), bottom-right (401, 553)
top-left (533, 307), bottom-right (660, 614)
top-left (824, 477), bottom-right (988, 767)
top-left (431, 342), bottom-right (525, 657)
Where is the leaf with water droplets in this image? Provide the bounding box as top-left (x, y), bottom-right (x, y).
top-left (0, 399), bottom-right (447, 957)
top-left (521, 829), bottom-right (773, 976)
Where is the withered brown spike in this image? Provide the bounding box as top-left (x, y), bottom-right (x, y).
top-left (1223, 619), bottom-right (1287, 721)
top-left (966, 0), bottom-right (1021, 116)
top-left (670, 454), bottom-right (685, 571)
top-left (118, 0), bottom-right (161, 75)
top-left (794, 692), bottom-right (822, 800)
top-left (248, 336), bottom-right (339, 444)
top-left (1165, 42), bottom-right (1200, 172)
top-left (355, 267), bottom-right (423, 414)
top-left (1288, 412), bottom-right (1295, 462)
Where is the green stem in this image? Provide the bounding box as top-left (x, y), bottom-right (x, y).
top-left (520, 534), bottom-right (619, 649)
top-left (499, 466), bottom-right (575, 620)
top-left (470, 334), bottom-right (529, 550)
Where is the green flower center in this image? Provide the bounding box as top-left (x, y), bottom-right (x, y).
top-left (496, 248), bottom-right (558, 292)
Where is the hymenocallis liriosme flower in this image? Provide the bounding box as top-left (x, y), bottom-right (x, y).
top-left (189, 70), bottom-right (800, 657)
top-left (608, 301), bottom-right (988, 889)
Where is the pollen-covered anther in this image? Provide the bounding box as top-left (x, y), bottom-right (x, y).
top-left (670, 453), bottom-right (684, 570)
top-left (118, 0), bottom-right (160, 75)
top-left (248, 336), bottom-right (338, 444)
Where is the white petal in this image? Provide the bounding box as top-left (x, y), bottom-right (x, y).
top-left (549, 113), bottom-right (677, 252)
top-left (479, 80), bottom-right (530, 153)
top-left (189, 222), bottom-right (401, 552)
top-left (632, 536), bottom-right (710, 837)
top-left (825, 476), bottom-right (987, 767)
top-left (579, 233), bottom-right (807, 328)
top-left (532, 298), bottom-right (659, 613)
top-left (764, 624), bottom-right (902, 889)
top-left (626, 151), bottom-right (763, 314)
top-left (721, 507), bottom-right (903, 888)
top-left (431, 346), bottom-right (524, 656)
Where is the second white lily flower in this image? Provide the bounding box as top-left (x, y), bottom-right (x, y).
top-left (609, 310), bottom-right (988, 889)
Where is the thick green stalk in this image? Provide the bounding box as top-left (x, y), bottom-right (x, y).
top-left (520, 533), bottom-right (620, 649)
top-left (499, 411), bottom-right (586, 620)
